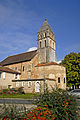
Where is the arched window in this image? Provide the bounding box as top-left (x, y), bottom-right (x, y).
top-left (28, 81), bottom-right (32, 88)
top-left (40, 41), bottom-right (41, 48)
top-left (45, 33), bottom-right (47, 37)
top-left (64, 78), bottom-right (65, 83)
top-left (45, 40), bottom-right (46, 47)
top-left (41, 34), bottom-right (42, 39)
top-left (58, 77), bottom-right (60, 83)
top-left (23, 66), bottom-right (24, 71)
top-left (53, 42), bottom-right (54, 48)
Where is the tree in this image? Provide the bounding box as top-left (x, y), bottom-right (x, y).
top-left (61, 52), bottom-right (80, 88)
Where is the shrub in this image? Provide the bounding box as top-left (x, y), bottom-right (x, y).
top-left (21, 106), bottom-right (55, 120)
top-left (0, 88), bottom-right (18, 95)
top-left (18, 87), bottom-right (25, 94)
top-left (1, 89), bottom-right (9, 94)
top-left (0, 104), bottom-right (26, 120)
top-left (0, 86), bottom-right (78, 120)
top-left (35, 86), bottom-right (78, 120)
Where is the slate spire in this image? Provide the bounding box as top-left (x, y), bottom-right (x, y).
top-left (38, 19), bottom-right (53, 33)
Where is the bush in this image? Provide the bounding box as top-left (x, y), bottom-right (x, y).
top-left (21, 106), bottom-right (55, 120)
top-left (35, 86), bottom-right (78, 120)
top-left (1, 89), bottom-right (9, 94)
top-left (0, 88), bottom-right (18, 95)
top-left (18, 87), bottom-right (25, 94)
top-left (0, 104), bottom-right (26, 120)
top-left (0, 86), bottom-right (78, 120)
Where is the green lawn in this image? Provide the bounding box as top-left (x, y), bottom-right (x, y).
top-left (0, 93), bottom-right (39, 99)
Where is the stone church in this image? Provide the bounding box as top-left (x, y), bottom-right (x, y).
top-left (0, 19), bottom-right (66, 93)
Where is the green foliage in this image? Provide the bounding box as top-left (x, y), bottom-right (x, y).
top-left (0, 87), bottom-right (78, 120)
top-left (61, 52), bottom-right (80, 86)
top-left (0, 92), bottom-right (38, 99)
top-left (0, 104), bottom-right (26, 119)
top-left (35, 86), bottom-right (78, 120)
top-left (21, 106), bottom-right (55, 120)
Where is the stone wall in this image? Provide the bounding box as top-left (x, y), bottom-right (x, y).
top-left (4, 54), bottom-right (66, 92)
top-left (35, 64), bottom-right (66, 90)
top-left (5, 54), bottom-right (38, 81)
top-left (0, 72), bottom-right (15, 89)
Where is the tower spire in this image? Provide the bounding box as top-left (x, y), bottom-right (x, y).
top-left (38, 19), bottom-right (53, 34)
top-left (45, 19), bottom-right (47, 21)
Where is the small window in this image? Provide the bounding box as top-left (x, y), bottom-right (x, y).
top-left (28, 81), bottom-right (32, 88)
top-left (14, 74), bottom-right (17, 79)
top-left (17, 74), bottom-right (20, 79)
top-left (18, 66), bottom-right (21, 71)
top-left (45, 33), bottom-right (47, 37)
top-left (0, 72), bottom-right (1, 78)
top-left (8, 85), bottom-right (12, 89)
top-left (58, 77), bottom-right (60, 83)
top-left (23, 66), bottom-right (24, 71)
top-left (45, 40), bottom-right (46, 47)
top-left (53, 42), bottom-right (54, 48)
top-left (40, 41), bottom-right (41, 48)
top-left (15, 67), bottom-right (17, 70)
top-left (41, 34), bottom-right (42, 39)
top-left (22, 82), bottom-right (25, 87)
top-left (16, 82), bottom-right (19, 87)
top-left (3, 72), bottom-right (5, 80)
top-left (64, 78), bottom-right (65, 83)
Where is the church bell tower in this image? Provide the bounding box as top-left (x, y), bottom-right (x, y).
top-left (37, 19), bottom-right (57, 64)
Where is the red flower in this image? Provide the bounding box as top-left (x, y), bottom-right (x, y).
top-left (44, 104), bottom-right (47, 107)
top-left (40, 112), bottom-right (43, 116)
top-left (52, 117), bottom-right (55, 120)
top-left (3, 116), bottom-right (7, 120)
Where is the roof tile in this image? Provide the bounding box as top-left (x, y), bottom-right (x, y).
top-left (1, 50), bottom-right (37, 65)
top-left (36, 62), bottom-right (58, 67)
top-left (0, 66), bottom-right (20, 74)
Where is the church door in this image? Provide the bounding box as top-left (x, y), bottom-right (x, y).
top-left (36, 81), bottom-right (40, 93)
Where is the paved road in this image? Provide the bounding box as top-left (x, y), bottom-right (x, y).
top-left (0, 98), bottom-right (33, 104)
top-left (0, 98), bottom-right (80, 104)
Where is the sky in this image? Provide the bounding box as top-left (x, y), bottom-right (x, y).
top-left (0, 0), bottom-right (80, 62)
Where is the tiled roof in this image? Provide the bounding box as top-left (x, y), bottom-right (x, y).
top-left (1, 50), bottom-right (37, 66)
top-left (36, 62), bottom-right (58, 67)
top-left (0, 66), bottom-right (20, 74)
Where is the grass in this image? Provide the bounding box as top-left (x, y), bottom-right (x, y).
top-left (0, 93), bottom-right (39, 99)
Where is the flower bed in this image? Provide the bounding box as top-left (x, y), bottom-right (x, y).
top-left (0, 89), bottom-right (18, 95)
top-left (1, 106), bottom-right (55, 120)
top-left (35, 87), bottom-right (78, 120)
top-left (0, 87), bottom-right (25, 95)
top-left (0, 87), bottom-right (78, 120)
top-left (21, 106), bottom-right (55, 120)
